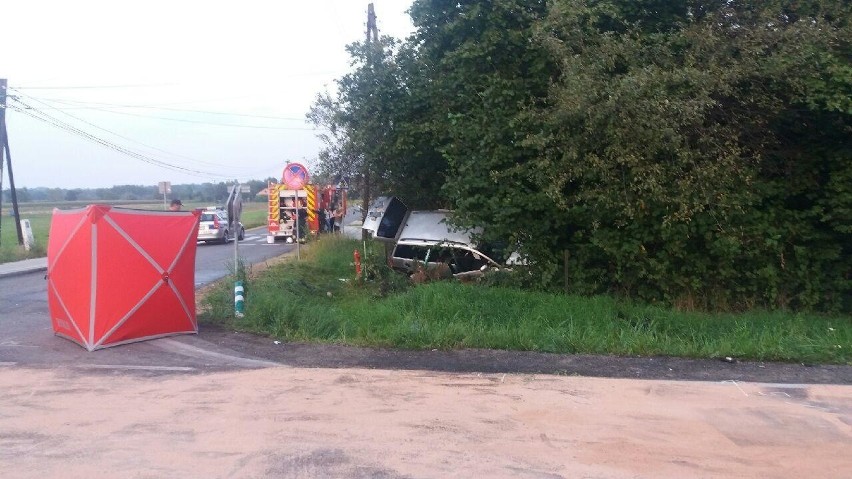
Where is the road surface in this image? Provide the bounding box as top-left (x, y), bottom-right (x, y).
top-left (0, 224), bottom-right (850, 478)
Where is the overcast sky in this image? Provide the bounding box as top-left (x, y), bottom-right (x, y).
top-left (1, 0), bottom-right (414, 189)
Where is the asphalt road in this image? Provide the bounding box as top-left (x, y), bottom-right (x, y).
top-left (0, 227), bottom-right (294, 372)
top-left (194, 229), bottom-right (297, 287)
top-left (1, 221), bottom-right (851, 478)
top-left (0, 205), bottom-right (364, 371)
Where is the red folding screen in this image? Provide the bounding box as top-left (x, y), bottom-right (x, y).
top-left (47, 205), bottom-right (200, 351)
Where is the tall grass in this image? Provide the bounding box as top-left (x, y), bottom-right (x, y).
top-left (200, 236), bottom-right (852, 364)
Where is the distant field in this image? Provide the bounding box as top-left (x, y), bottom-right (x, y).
top-left (0, 200), bottom-right (268, 264)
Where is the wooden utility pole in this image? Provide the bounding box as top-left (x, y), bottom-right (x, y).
top-left (0, 79), bottom-right (4, 243)
top-left (366, 3), bottom-right (378, 43)
top-left (0, 79), bottom-right (25, 246)
top-left (360, 4), bottom-right (379, 239)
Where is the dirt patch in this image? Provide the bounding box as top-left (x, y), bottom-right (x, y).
top-left (2, 367), bottom-right (850, 478)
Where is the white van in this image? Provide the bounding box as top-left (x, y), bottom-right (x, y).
top-left (363, 197), bottom-right (516, 279)
top-left (390, 210), bottom-right (505, 279)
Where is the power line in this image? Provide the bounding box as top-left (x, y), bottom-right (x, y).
top-left (9, 90), bottom-right (250, 171)
top-left (11, 83), bottom-right (178, 90)
top-left (25, 95), bottom-right (310, 121)
top-left (11, 103), bottom-right (228, 178)
top-left (8, 102), bottom-right (234, 180)
top-left (43, 105), bottom-right (321, 130)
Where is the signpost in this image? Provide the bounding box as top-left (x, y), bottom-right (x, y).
top-left (281, 163), bottom-right (310, 260)
top-left (158, 181), bottom-right (171, 210)
top-left (229, 183), bottom-right (244, 317)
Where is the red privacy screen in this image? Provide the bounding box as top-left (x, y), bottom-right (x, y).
top-left (47, 205), bottom-right (200, 351)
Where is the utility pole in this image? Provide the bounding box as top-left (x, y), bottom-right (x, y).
top-left (366, 3), bottom-right (378, 43)
top-left (0, 79), bottom-right (25, 246)
top-left (0, 80), bottom-right (4, 243)
top-left (361, 4), bottom-right (379, 239)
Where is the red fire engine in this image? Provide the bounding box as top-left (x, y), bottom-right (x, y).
top-left (266, 164), bottom-right (347, 242)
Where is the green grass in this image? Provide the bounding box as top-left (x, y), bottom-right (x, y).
top-left (0, 211), bottom-right (50, 262)
top-left (200, 235), bottom-right (852, 364)
top-left (238, 202), bottom-right (268, 229)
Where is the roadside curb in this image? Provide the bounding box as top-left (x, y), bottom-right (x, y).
top-left (0, 258), bottom-right (49, 279)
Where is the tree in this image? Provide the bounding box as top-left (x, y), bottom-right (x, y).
top-left (309, 34), bottom-right (450, 212)
top-left (307, 0), bottom-right (849, 310)
top-left (65, 189), bottom-right (81, 201)
top-left (409, 0), bottom-right (559, 277)
top-left (533, 0), bottom-right (851, 309)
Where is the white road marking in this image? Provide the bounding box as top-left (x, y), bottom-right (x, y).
top-left (74, 364), bottom-right (196, 372)
top-left (154, 338), bottom-right (281, 368)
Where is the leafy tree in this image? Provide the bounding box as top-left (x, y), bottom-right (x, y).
top-left (309, 33), bottom-right (450, 211)
top-left (309, 37), bottom-right (400, 217)
top-left (307, 0), bottom-right (849, 311)
top-left (64, 189), bottom-right (80, 201)
top-left (408, 0), bottom-right (559, 275)
top-left (534, 0), bottom-right (851, 309)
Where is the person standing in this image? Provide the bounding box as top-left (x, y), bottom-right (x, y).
top-left (317, 207), bottom-right (328, 233)
top-left (297, 199), bottom-right (308, 240)
top-left (324, 206), bottom-right (334, 232)
top-left (333, 204), bottom-right (345, 233)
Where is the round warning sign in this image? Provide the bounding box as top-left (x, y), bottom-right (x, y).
top-left (282, 163), bottom-right (310, 189)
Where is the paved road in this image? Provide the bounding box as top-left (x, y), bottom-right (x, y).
top-left (0, 209), bottom-right (362, 370)
top-left (1, 219), bottom-right (850, 478)
top-left (0, 228), bottom-right (293, 371)
top-left (194, 230), bottom-right (297, 287)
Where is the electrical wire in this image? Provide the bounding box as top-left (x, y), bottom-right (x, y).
top-left (27, 96), bottom-right (309, 121)
top-left (5, 89), bottom-right (329, 181)
top-left (9, 90), bottom-right (251, 171)
top-left (63, 107), bottom-right (321, 130)
top-left (12, 83), bottom-right (177, 90)
top-left (7, 103), bottom-right (234, 180)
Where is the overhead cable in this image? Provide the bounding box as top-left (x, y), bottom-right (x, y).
top-left (8, 103), bottom-right (234, 179)
top-left (9, 90), bottom-right (248, 171)
top-left (28, 96), bottom-right (309, 121)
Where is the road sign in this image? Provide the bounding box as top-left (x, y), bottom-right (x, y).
top-left (282, 163), bottom-right (309, 189)
top-left (158, 181), bottom-right (171, 194)
top-left (240, 185), bottom-right (251, 193)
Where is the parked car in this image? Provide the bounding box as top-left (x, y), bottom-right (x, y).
top-left (197, 209), bottom-right (245, 244)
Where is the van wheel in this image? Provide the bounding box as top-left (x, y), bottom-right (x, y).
top-left (222, 230), bottom-right (230, 244)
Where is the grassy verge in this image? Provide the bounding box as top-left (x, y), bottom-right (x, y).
top-left (0, 213), bottom-right (50, 262)
top-left (200, 235), bottom-right (852, 364)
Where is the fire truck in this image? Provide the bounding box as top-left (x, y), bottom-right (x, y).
top-left (266, 163), bottom-right (347, 242)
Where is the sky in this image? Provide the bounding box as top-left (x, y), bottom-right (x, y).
top-left (1, 0), bottom-right (415, 189)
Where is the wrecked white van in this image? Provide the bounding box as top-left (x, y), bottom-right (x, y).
top-left (363, 197), bottom-right (509, 280)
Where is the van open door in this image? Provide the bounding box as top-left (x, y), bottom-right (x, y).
top-left (362, 196), bottom-right (409, 242)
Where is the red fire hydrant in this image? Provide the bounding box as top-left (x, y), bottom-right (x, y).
top-left (353, 249), bottom-right (362, 279)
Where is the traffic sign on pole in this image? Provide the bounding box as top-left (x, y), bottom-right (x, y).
top-left (282, 163), bottom-right (310, 189)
